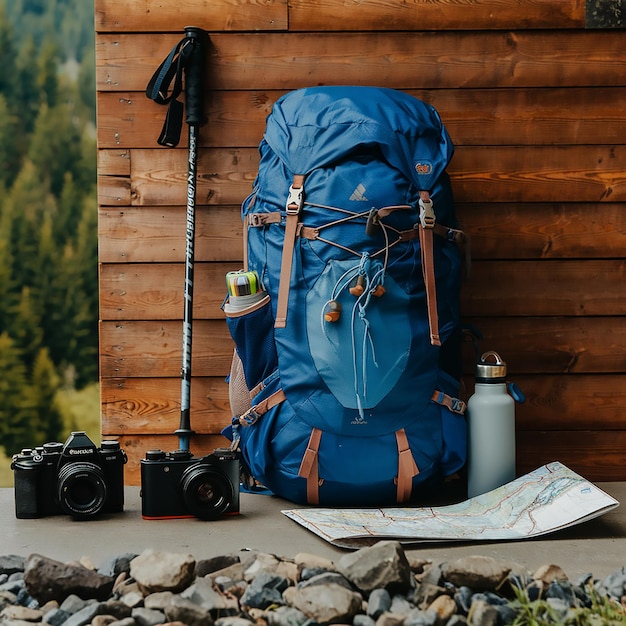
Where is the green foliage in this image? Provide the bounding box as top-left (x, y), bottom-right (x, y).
top-left (507, 582), bottom-right (626, 625)
top-left (0, 382), bottom-right (101, 487)
top-left (0, 0), bottom-right (98, 456)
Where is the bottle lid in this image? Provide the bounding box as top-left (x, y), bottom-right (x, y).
top-left (475, 351), bottom-right (507, 381)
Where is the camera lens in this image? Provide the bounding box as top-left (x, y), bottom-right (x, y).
top-left (180, 464), bottom-right (234, 520)
top-left (57, 462), bottom-right (107, 519)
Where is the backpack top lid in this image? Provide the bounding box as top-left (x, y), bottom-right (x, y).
top-left (263, 85), bottom-right (454, 191)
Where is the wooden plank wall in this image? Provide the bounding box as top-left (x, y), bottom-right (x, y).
top-left (95, 0), bottom-right (626, 486)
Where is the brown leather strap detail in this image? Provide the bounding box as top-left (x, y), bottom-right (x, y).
top-left (376, 204), bottom-right (412, 218)
top-left (247, 212), bottom-right (283, 227)
top-left (398, 224), bottom-right (466, 244)
top-left (395, 429), bottom-right (419, 503)
top-left (275, 175), bottom-right (305, 329)
top-left (431, 390), bottom-right (467, 415)
top-left (298, 427), bottom-right (322, 504)
top-left (238, 389), bottom-right (286, 426)
top-left (243, 215), bottom-right (249, 270)
top-left (418, 191), bottom-right (440, 346)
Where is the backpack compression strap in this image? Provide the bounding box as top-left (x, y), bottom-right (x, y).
top-left (395, 428), bottom-right (420, 502)
top-left (418, 191), bottom-right (440, 346)
top-left (298, 427), bottom-right (322, 504)
top-left (275, 175), bottom-right (305, 329)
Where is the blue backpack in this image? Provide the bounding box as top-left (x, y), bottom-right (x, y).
top-left (224, 86), bottom-right (467, 506)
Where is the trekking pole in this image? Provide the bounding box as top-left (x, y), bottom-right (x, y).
top-left (146, 27), bottom-right (209, 451)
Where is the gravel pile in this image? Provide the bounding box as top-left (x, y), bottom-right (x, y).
top-left (1, 541), bottom-right (625, 626)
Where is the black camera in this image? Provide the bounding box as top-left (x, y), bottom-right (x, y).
top-left (140, 448), bottom-right (240, 520)
top-left (11, 431), bottom-right (127, 520)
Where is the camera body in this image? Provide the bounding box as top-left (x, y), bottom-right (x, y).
top-left (11, 431), bottom-right (127, 520)
top-left (140, 447), bottom-right (240, 520)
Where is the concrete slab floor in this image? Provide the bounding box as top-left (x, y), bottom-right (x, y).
top-left (1, 482), bottom-right (624, 581)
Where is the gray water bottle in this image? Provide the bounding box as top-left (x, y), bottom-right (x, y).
top-left (467, 351), bottom-right (521, 498)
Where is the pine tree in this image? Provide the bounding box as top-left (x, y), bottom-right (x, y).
top-left (0, 332), bottom-right (31, 455)
top-left (0, 94), bottom-right (19, 187)
top-left (10, 285), bottom-right (43, 369)
top-left (0, 0), bottom-right (98, 458)
top-left (0, 203), bottom-right (15, 332)
top-left (26, 346), bottom-right (64, 444)
top-left (0, 4), bottom-right (16, 97)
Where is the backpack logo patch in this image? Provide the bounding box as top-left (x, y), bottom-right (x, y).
top-left (415, 161), bottom-right (433, 176)
top-left (349, 183), bottom-right (369, 201)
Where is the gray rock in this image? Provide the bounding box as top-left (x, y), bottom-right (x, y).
top-left (354, 614), bottom-right (376, 626)
top-left (98, 553), bottom-right (138, 578)
top-left (196, 554), bottom-right (241, 578)
top-left (286, 581), bottom-right (362, 624)
top-left (389, 593), bottom-right (414, 615)
top-left (143, 591), bottom-right (176, 611)
top-left (240, 571), bottom-right (288, 609)
top-left (59, 593), bottom-right (94, 613)
top-left (180, 576), bottom-right (239, 616)
top-left (61, 602), bottom-right (106, 626)
top-left (298, 571), bottom-right (353, 591)
top-left (99, 600), bottom-right (133, 620)
top-left (24, 555), bottom-right (115, 604)
top-left (120, 590), bottom-right (144, 608)
top-left (91, 615), bottom-right (119, 626)
top-left (243, 553), bottom-right (282, 581)
top-left (0, 579), bottom-right (25, 595)
top-left (266, 605), bottom-right (310, 626)
top-left (600, 566), bottom-right (626, 600)
top-left (131, 606), bottom-right (167, 626)
top-left (442, 557), bottom-right (511, 592)
top-left (403, 608), bottom-right (438, 626)
top-left (0, 556), bottom-right (25, 576)
top-left (376, 612), bottom-right (405, 626)
top-left (43, 607), bottom-right (72, 625)
top-left (337, 541), bottom-right (412, 594)
top-left (130, 550), bottom-right (195, 595)
top-left (367, 588), bottom-right (391, 619)
top-left (108, 618), bottom-right (137, 626)
top-left (467, 599), bottom-right (498, 626)
top-left (164, 594), bottom-right (214, 626)
top-left (215, 617), bottom-right (255, 626)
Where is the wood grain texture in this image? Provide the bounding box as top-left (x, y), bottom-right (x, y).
top-left (104, 145), bottom-right (626, 209)
top-left (456, 203), bottom-right (626, 260)
top-left (97, 87), bottom-right (626, 150)
top-left (99, 320), bottom-right (234, 378)
top-left (462, 317), bottom-right (626, 375)
top-left (288, 0), bottom-right (586, 31)
top-left (96, 32), bottom-right (626, 93)
top-left (95, 0), bottom-right (288, 32)
top-left (99, 262), bottom-right (238, 320)
top-left (461, 260), bottom-right (626, 316)
top-left (100, 377), bottom-right (230, 434)
top-left (517, 431), bottom-right (626, 481)
top-left (98, 206), bottom-right (243, 263)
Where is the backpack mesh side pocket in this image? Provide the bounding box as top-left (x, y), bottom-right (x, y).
top-left (225, 294), bottom-right (278, 396)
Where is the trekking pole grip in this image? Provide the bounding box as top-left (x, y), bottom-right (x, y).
top-left (183, 26), bottom-right (208, 127)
